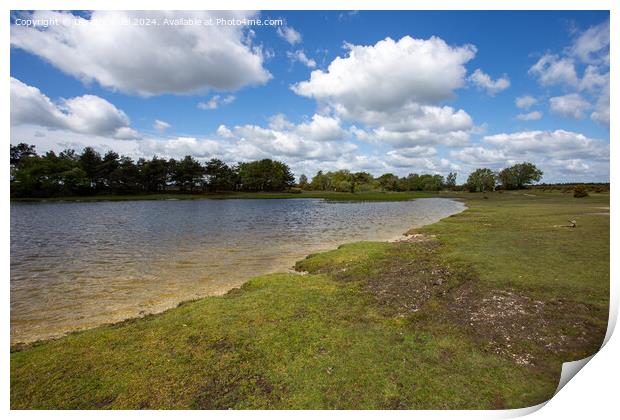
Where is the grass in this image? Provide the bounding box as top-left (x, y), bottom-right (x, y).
top-left (11, 190), bottom-right (434, 203)
top-left (10, 190), bottom-right (609, 409)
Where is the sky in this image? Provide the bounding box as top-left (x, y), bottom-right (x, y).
top-left (9, 10), bottom-right (610, 183)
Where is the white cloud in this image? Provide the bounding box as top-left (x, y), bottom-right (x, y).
top-left (515, 111), bottom-right (542, 121)
top-left (140, 137), bottom-right (225, 158)
top-left (450, 147), bottom-right (507, 166)
top-left (291, 36), bottom-right (477, 151)
top-left (469, 68), bottom-right (510, 96)
top-left (590, 83), bottom-right (610, 125)
top-left (389, 146), bottom-right (437, 158)
top-left (153, 119), bottom-right (171, 133)
top-left (10, 77), bottom-right (138, 139)
top-left (350, 104), bottom-right (474, 148)
top-left (451, 129), bottom-right (608, 182)
top-left (216, 124), bottom-right (234, 138)
top-left (549, 94), bottom-right (591, 119)
top-left (277, 25), bottom-right (302, 45)
top-left (287, 50), bottom-right (317, 68)
top-left (483, 130), bottom-right (608, 161)
top-left (579, 65), bottom-right (609, 92)
top-left (527, 19), bottom-right (609, 127)
top-left (11, 125), bottom-right (142, 157)
top-left (295, 114), bottom-right (346, 142)
top-left (292, 36), bottom-right (476, 112)
top-left (213, 114), bottom-right (356, 163)
top-left (529, 54), bottom-right (579, 87)
top-left (515, 95), bottom-right (537, 109)
top-left (197, 95), bottom-right (236, 110)
top-left (570, 20), bottom-right (610, 64)
top-left (11, 10), bottom-right (271, 96)
top-left (384, 153), bottom-right (457, 173)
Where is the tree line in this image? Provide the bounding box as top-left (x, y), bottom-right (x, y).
top-left (298, 170), bottom-right (454, 193)
top-left (10, 143), bottom-right (294, 197)
top-left (465, 163), bottom-right (543, 192)
top-left (10, 143), bottom-right (544, 198)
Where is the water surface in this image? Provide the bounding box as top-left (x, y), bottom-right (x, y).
top-left (11, 197), bottom-right (464, 344)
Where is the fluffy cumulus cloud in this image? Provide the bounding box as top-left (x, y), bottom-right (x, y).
top-left (11, 77), bottom-right (138, 139)
top-left (529, 55), bottom-right (579, 87)
top-left (549, 94), bottom-right (591, 119)
top-left (590, 84), bottom-right (610, 125)
top-left (292, 36), bottom-right (478, 151)
top-left (515, 95), bottom-right (537, 109)
top-left (384, 145), bottom-right (457, 173)
top-left (528, 19), bottom-right (609, 126)
top-left (292, 36), bottom-right (476, 113)
top-left (11, 10), bottom-right (271, 96)
top-left (515, 111), bottom-right (542, 121)
top-left (570, 19), bottom-right (610, 64)
top-left (469, 69), bottom-right (510, 96)
top-left (451, 129), bottom-right (609, 181)
top-left (217, 114), bottom-right (355, 160)
top-left (140, 137), bottom-right (225, 158)
top-left (351, 104), bottom-right (473, 148)
top-left (483, 130), bottom-right (608, 161)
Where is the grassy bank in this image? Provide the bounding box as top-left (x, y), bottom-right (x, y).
top-left (10, 191), bottom-right (609, 409)
top-left (11, 190), bottom-right (434, 203)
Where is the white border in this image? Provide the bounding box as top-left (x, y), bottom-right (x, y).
top-left (2, 1), bottom-right (616, 419)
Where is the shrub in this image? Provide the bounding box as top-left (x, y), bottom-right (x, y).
top-left (573, 185), bottom-right (589, 198)
top-left (288, 187), bottom-right (303, 194)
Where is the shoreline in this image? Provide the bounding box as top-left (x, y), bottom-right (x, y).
top-left (10, 197), bottom-right (466, 348)
top-left (10, 190), bottom-right (436, 204)
top-left (11, 191), bottom-right (609, 409)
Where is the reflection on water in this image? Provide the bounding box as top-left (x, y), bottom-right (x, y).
top-left (10, 198), bottom-right (464, 344)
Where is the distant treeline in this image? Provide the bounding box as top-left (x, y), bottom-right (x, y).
top-left (531, 183), bottom-right (609, 193)
top-left (10, 143), bottom-right (294, 197)
top-left (299, 171), bottom-right (452, 193)
top-left (11, 143), bottom-right (552, 198)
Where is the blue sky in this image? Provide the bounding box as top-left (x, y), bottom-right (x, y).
top-left (10, 10), bottom-right (610, 182)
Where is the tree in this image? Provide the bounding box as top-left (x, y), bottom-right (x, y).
top-left (10, 149), bottom-right (89, 197)
top-left (352, 172), bottom-right (374, 192)
top-left (171, 155), bottom-right (205, 192)
top-left (498, 162), bottom-right (543, 189)
top-left (99, 151), bottom-right (120, 189)
top-left (78, 147), bottom-right (103, 191)
top-left (377, 173), bottom-right (399, 191)
top-left (400, 173), bottom-right (421, 191)
top-left (298, 174), bottom-right (309, 190)
top-left (237, 159), bottom-right (294, 191)
top-left (310, 170), bottom-right (330, 191)
top-left (445, 172), bottom-right (457, 190)
top-left (141, 156), bottom-right (169, 192)
top-left (466, 168), bottom-right (496, 193)
top-left (205, 158), bottom-right (236, 192)
top-left (109, 156), bottom-right (141, 194)
top-left (419, 174), bottom-right (444, 191)
top-left (10, 143), bottom-right (37, 166)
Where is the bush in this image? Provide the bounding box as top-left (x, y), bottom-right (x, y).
top-left (573, 185), bottom-right (589, 198)
top-left (288, 187), bottom-right (303, 194)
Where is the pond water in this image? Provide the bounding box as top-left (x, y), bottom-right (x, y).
top-left (10, 197), bottom-right (465, 344)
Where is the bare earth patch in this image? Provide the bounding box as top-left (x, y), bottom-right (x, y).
top-left (446, 282), bottom-right (605, 366)
top-left (397, 232), bottom-right (438, 244)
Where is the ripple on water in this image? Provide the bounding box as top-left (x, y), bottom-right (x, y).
top-left (11, 198), bottom-right (465, 344)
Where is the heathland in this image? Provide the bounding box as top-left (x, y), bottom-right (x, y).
top-left (10, 190), bottom-right (609, 409)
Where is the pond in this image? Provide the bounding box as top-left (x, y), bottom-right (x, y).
top-left (10, 197), bottom-right (465, 344)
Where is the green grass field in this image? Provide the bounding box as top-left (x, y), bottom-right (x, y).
top-left (10, 191), bottom-right (609, 409)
